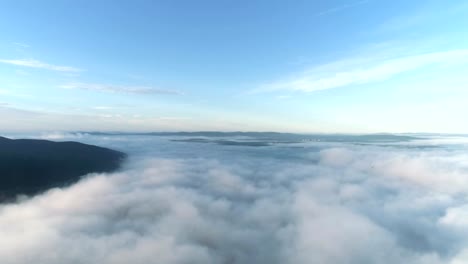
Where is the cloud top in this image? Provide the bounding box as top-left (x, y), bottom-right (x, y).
top-left (0, 134), bottom-right (468, 263)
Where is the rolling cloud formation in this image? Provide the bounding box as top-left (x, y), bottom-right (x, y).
top-left (0, 134), bottom-right (468, 264)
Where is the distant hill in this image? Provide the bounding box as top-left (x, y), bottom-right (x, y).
top-left (0, 137), bottom-right (126, 202)
top-left (81, 131), bottom-right (421, 143)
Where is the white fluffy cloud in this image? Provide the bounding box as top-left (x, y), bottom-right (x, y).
top-left (1, 135), bottom-right (468, 263)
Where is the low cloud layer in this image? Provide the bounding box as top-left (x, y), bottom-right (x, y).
top-left (1, 135), bottom-right (468, 263)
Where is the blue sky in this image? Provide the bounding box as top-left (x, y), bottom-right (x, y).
top-left (1, 0), bottom-right (467, 133)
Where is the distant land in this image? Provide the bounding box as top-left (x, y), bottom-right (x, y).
top-left (69, 131), bottom-right (424, 148)
top-left (79, 131), bottom-right (421, 142)
top-left (0, 137), bottom-right (126, 202)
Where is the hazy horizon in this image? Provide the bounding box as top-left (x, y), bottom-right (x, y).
top-left (1, 1), bottom-right (468, 133)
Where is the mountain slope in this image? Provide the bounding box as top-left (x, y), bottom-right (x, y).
top-left (0, 137), bottom-right (126, 201)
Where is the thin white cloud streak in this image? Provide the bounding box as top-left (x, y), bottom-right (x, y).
top-left (12, 42), bottom-right (30, 48)
top-left (38, 132), bottom-right (88, 140)
top-left (92, 106), bottom-right (115, 111)
top-left (61, 82), bottom-right (183, 95)
top-left (0, 59), bottom-right (82, 72)
top-left (0, 106), bottom-right (197, 132)
top-left (276, 95), bottom-right (292, 100)
top-left (315, 0), bottom-right (370, 17)
top-left (258, 49), bottom-right (468, 93)
top-left (0, 89), bottom-right (31, 98)
top-left (377, 1), bottom-right (468, 33)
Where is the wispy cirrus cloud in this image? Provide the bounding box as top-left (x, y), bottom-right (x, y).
top-left (257, 49), bottom-right (468, 93)
top-left (315, 0), bottom-right (370, 17)
top-left (12, 42), bottom-right (30, 48)
top-left (0, 88), bottom-right (31, 98)
top-left (61, 82), bottom-right (183, 95)
top-left (377, 1), bottom-right (468, 33)
top-left (91, 106), bottom-right (115, 111)
top-left (0, 59), bottom-right (82, 72)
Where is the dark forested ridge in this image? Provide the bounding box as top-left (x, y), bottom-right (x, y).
top-left (0, 136), bottom-right (126, 202)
